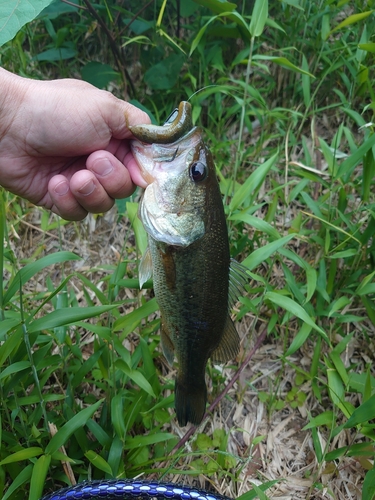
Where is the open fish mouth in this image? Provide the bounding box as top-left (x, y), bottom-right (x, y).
top-left (130, 127), bottom-right (201, 186)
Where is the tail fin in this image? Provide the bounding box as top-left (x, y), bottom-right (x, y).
top-left (175, 376), bottom-right (207, 426)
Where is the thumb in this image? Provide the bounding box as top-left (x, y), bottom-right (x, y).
top-left (103, 96), bottom-right (151, 140)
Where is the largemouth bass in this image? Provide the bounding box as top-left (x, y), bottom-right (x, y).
top-left (130, 102), bottom-right (246, 426)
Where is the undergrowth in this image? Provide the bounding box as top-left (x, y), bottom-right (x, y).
top-left (1, 0), bottom-right (375, 499)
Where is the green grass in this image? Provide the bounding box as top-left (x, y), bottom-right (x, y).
top-left (1, 0), bottom-right (375, 498)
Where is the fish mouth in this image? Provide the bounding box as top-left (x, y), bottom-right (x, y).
top-left (131, 127), bottom-right (202, 186)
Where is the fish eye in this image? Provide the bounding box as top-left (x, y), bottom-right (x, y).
top-left (189, 161), bottom-right (207, 182)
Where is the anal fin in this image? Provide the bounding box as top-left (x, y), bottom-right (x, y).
top-left (211, 315), bottom-right (240, 363)
top-left (229, 258), bottom-right (248, 308)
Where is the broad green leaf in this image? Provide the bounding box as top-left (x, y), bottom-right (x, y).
top-left (327, 368), bottom-right (345, 407)
top-left (265, 291), bottom-right (329, 342)
top-left (124, 432), bottom-right (175, 449)
top-left (337, 133), bottom-right (375, 179)
top-left (0, 327), bottom-right (23, 368)
top-left (229, 153), bottom-right (278, 211)
top-left (301, 54), bottom-right (311, 108)
top-left (17, 393), bottom-right (65, 406)
top-left (242, 234), bottom-right (295, 271)
top-left (302, 211), bottom-right (361, 245)
top-left (279, 248), bottom-right (317, 302)
top-left (0, 0), bottom-right (55, 46)
top-left (111, 394), bottom-right (127, 441)
top-left (81, 62), bottom-right (118, 89)
top-left (363, 467), bottom-right (375, 500)
top-left (328, 249), bottom-right (358, 259)
top-left (86, 420), bottom-right (111, 448)
top-left (329, 11), bottom-right (374, 36)
top-left (34, 48), bottom-right (77, 61)
top-left (29, 454), bottom-right (51, 500)
top-left (190, 11), bottom-right (249, 56)
top-left (330, 351), bottom-right (349, 386)
top-left (359, 42), bottom-right (375, 53)
top-left (115, 359), bottom-right (156, 397)
top-left (50, 450), bottom-right (76, 463)
top-left (249, 483), bottom-right (268, 500)
top-left (127, 202), bottom-right (148, 255)
top-left (253, 55), bottom-right (314, 77)
top-left (3, 251), bottom-right (80, 305)
top-left (237, 480), bottom-right (279, 500)
top-left (280, 0), bottom-right (303, 10)
top-left (85, 450), bottom-right (113, 475)
top-left (303, 411), bottom-right (335, 430)
top-left (327, 296), bottom-right (351, 317)
top-left (0, 360), bottom-right (31, 380)
top-left (344, 393), bottom-right (375, 428)
top-left (28, 305), bottom-right (117, 333)
top-left (285, 323), bottom-right (312, 357)
top-left (0, 317), bottom-right (19, 336)
top-left (45, 399), bottom-right (103, 455)
top-left (325, 442), bottom-right (374, 462)
top-left (0, 447), bottom-right (43, 465)
top-left (144, 54), bottom-right (185, 90)
top-left (250, 0), bottom-right (268, 37)
top-left (356, 270), bottom-right (375, 295)
top-left (107, 435), bottom-right (123, 476)
top-left (229, 213), bottom-right (281, 240)
top-left (192, 0), bottom-right (236, 14)
top-left (114, 297), bottom-right (158, 335)
top-left (71, 347), bottom-right (104, 388)
top-left (2, 464), bottom-right (32, 500)
top-left (363, 147), bottom-right (375, 202)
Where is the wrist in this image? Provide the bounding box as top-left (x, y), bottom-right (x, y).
top-left (0, 68), bottom-right (28, 140)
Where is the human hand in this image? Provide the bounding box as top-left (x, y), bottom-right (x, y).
top-left (0, 69), bottom-right (149, 220)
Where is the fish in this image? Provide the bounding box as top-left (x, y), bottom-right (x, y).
top-left (129, 102), bottom-right (247, 426)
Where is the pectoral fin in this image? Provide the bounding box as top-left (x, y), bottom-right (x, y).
top-left (210, 315), bottom-right (240, 364)
top-left (161, 322), bottom-right (175, 366)
top-left (139, 247), bottom-right (153, 289)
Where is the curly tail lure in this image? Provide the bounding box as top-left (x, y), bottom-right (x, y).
top-left (40, 479), bottom-right (233, 500)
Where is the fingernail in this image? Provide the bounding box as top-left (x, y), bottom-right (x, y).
top-left (54, 181), bottom-right (69, 196)
top-left (78, 179), bottom-right (95, 196)
top-left (91, 158), bottom-right (113, 176)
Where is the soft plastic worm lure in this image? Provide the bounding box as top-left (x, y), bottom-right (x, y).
top-left (40, 479), bottom-right (233, 500)
top-left (129, 101), bottom-right (192, 144)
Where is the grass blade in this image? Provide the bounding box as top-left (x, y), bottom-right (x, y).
top-left (28, 454), bottom-right (51, 500)
top-left (242, 234), bottom-right (295, 270)
top-left (265, 291), bottom-right (329, 343)
top-left (28, 305), bottom-right (117, 332)
top-left (250, 0), bottom-right (268, 37)
top-left (3, 252), bottom-right (81, 305)
top-left (45, 399), bottom-right (103, 455)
